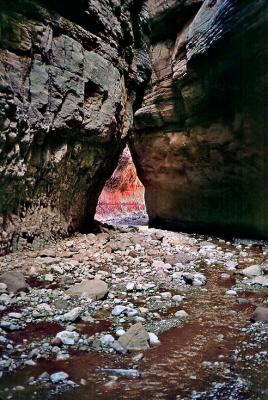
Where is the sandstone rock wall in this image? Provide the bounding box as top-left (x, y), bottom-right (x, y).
top-left (0, 0), bottom-right (151, 253)
top-left (95, 146), bottom-right (145, 221)
top-left (131, 0), bottom-right (268, 239)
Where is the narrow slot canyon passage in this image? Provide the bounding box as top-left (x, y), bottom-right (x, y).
top-left (0, 1), bottom-right (267, 399)
top-left (95, 146), bottom-right (148, 227)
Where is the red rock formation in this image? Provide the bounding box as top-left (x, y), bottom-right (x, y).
top-left (95, 147), bottom-right (145, 220)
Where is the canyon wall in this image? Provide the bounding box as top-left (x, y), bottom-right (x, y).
top-left (0, 0), bottom-right (151, 253)
top-left (132, 0), bottom-right (268, 238)
top-left (1, 0), bottom-right (267, 253)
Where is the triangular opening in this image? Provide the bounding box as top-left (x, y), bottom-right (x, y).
top-left (95, 146), bottom-right (148, 226)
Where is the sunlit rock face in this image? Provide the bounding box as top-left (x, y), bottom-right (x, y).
top-left (0, 0), bottom-right (151, 253)
top-left (95, 146), bottom-right (146, 221)
top-left (132, 0), bottom-right (268, 239)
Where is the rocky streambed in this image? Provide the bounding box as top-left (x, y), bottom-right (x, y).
top-left (0, 224), bottom-right (267, 400)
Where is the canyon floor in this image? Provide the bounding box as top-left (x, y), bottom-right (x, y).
top-left (0, 220), bottom-right (267, 400)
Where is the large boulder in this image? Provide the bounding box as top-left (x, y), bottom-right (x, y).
top-left (251, 307), bottom-right (268, 323)
top-left (250, 276), bottom-right (268, 287)
top-left (118, 323), bottom-right (150, 351)
top-left (239, 265), bottom-right (263, 278)
top-left (0, 271), bottom-right (27, 293)
top-left (66, 279), bottom-right (108, 300)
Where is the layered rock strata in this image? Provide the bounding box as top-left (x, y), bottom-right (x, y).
top-left (95, 146), bottom-right (145, 221)
top-left (132, 0), bottom-right (268, 238)
top-left (0, 0), bottom-right (151, 253)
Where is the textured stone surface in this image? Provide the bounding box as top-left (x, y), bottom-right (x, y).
top-left (118, 322), bottom-right (149, 350)
top-left (251, 307), bottom-right (268, 323)
top-left (132, 0), bottom-right (268, 239)
top-left (0, 0), bottom-right (151, 254)
top-left (0, 271), bottom-right (27, 293)
top-left (239, 265), bottom-right (263, 278)
top-left (66, 278), bottom-right (108, 300)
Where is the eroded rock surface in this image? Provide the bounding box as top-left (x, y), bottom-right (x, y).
top-left (118, 322), bottom-right (150, 350)
top-left (95, 146), bottom-right (146, 222)
top-left (0, 0), bottom-right (151, 254)
top-left (0, 271), bottom-right (27, 293)
top-left (131, 0), bottom-right (268, 239)
top-left (252, 307), bottom-right (268, 324)
top-left (66, 279), bottom-right (108, 300)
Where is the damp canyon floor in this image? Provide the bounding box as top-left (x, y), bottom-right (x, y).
top-left (0, 220), bottom-right (267, 400)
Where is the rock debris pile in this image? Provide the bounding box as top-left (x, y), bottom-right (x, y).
top-left (0, 225), bottom-right (267, 398)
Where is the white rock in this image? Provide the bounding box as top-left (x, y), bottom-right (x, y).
top-left (160, 292), bottom-right (171, 299)
top-left (134, 316), bottom-right (145, 322)
top-left (250, 276), bottom-right (268, 287)
top-left (148, 332), bottom-right (160, 345)
top-left (225, 261), bottom-right (238, 270)
top-left (24, 360), bottom-right (36, 366)
top-left (0, 283), bottom-right (7, 292)
top-left (62, 307), bottom-right (82, 322)
top-left (172, 295), bottom-right (183, 302)
top-left (56, 331), bottom-right (79, 345)
top-left (240, 265), bottom-right (262, 277)
top-left (81, 314), bottom-right (94, 323)
top-left (141, 268), bottom-right (151, 274)
top-left (8, 312), bottom-right (22, 319)
top-left (126, 282), bottom-right (135, 291)
top-left (127, 308), bottom-right (138, 317)
top-left (116, 329), bottom-right (125, 337)
top-left (14, 386), bottom-right (25, 391)
top-left (192, 279), bottom-right (205, 287)
top-left (183, 272), bottom-right (207, 286)
top-left (50, 371), bottom-right (69, 383)
top-left (152, 260), bottom-right (165, 269)
top-left (112, 305), bottom-right (127, 316)
top-left (220, 273), bottom-right (231, 279)
top-left (44, 274), bottom-right (54, 282)
top-left (0, 336), bottom-right (7, 343)
top-left (51, 265), bottom-right (64, 274)
top-left (29, 266), bottom-right (38, 276)
top-left (175, 310), bottom-right (189, 318)
top-left (172, 272), bottom-right (183, 279)
top-left (143, 283), bottom-right (156, 290)
top-left (56, 352), bottom-right (70, 361)
top-left (32, 310), bottom-right (41, 318)
top-left (36, 303), bottom-right (52, 313)
top-left (225, 289), bottom-right (237, 296)
top-left (100, 334), bottom-right (115, 347)
top-left (164, 263), bottom-right (172, 270)
top-left (0, 294), bottom-right (11, 303)
top-left (66, 241), bottom-right (74, 248)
